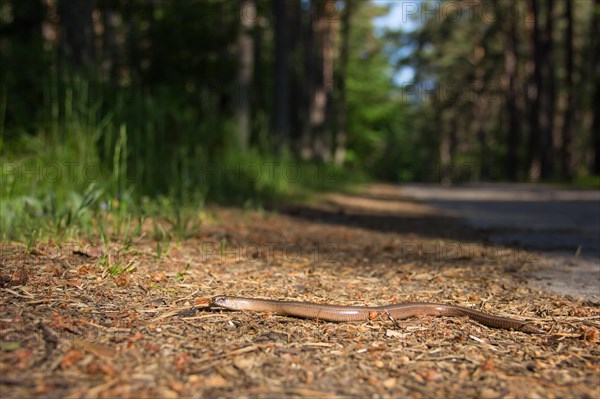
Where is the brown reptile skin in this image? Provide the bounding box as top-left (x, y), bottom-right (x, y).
top-left (211, 296), bottom-right (544, 334)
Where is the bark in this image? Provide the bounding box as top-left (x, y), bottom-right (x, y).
top-left (471, 37), bottom-right (488, 181)
top-left (502, 0), bottom-right (520, 181)
top-left (474, 70), bottom-right (489, 181)
top-left (592, 0), bottom-right (600, 175)
top-left (301, 0), bottom-right (337, 161)
top-left (560, 0), bottom-right (575, 180)
top-left (540, 0), bottom-right (555, 179)
top-left (439, 112), bottom-right (453, 170)
top-left (273, 0), bottom-right (289, 152)
top-left (299, 0), bottom-right (317, 159)
top-left (237, 0), bottom-right (255, 150)
top-left (526, 0), bottom-right (542, 180)
top-left (317, 0), bottom-right (336, 162)
top-left (58, 0), bottom-right (95, 70)
top-left (288, 0), bottom-right (304, 145)
top-left (102, 8), bottom-right (116, 83)
top-left (334, 0), bottom-right (351, 165)
top-left (8, 0), bottom-right (44, 41)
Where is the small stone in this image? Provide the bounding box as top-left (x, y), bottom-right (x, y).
top-left (383, 378), bottom-right (397, 388)
top-left (479, 388), bottom-right (499, 399)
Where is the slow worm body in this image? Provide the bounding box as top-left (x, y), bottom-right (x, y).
top-left (211, 296), bottom-right (544, 334)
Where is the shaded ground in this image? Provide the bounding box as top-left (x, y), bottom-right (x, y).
top-left (399, 183), bottom-right (600, 303)
top-left (1, 184), bottom-right (599, 398)
top-left (399, 183), bottom-right (600, 256)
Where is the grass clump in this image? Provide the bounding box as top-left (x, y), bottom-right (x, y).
top-left (1, 78), bottom-right (364, 247)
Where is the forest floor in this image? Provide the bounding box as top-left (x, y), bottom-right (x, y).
top-left (1, 183), bottom-right (599, 398)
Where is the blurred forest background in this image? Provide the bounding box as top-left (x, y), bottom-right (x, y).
top-left (1, 0), bottom-right (599, 241)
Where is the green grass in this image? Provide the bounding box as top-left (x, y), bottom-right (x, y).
top-left (2, 148), bottom-right (350, 246)
top-left (1, 77), bottom-right (365, 246)
top-left (571, 175), bottom-right (600, 189)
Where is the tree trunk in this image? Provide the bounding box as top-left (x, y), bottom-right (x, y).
top-left (472, 42), bottom-right (488, 181)
top-left (101, 5), bottom-right (120, 84)
top-left (58, 0), bottom-right (94, 70)
top-left (334, 0), bottom-right (351, 165)
top-left (475, 95), bottom-right (489, 180)
top-left (592, 0), bottom-right (600, 175)
top-left (560, 0), bottom-right (575, 180)
top-left (300, 0), bottom-right (317, 159)
top-left (316, 0), bottom-right (336, 162)
top-left (540, 0), bottom-right (555, 179)
top-left (439, 111), bottom-right (453, 174)
top-left (237, 0), bottom-right (255, 150)
top-left (301, 0), bottom-right (337, 161)
top-left (526, 0), bottom-right (542, 180)
top-left (273, 0), bottom-right (290, 153)
top-left (10, 0), bottom-right (44, 42)
top-left (288, 0), bottom-right (304, 146)
top-left (502, 0), bottom-right (520, 181)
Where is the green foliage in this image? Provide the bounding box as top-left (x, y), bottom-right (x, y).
top-left (0, 72), bottom-right (361, 244)
top-left (99, 252), bottom-right (137, 277)
top-left (345, 2), bottom-right (417, 180)
top-left (393, 0), bottom-right (598, 182)
top-left (0, 1), bottom-right (433, 245)
top-left (176, 262), bottom-right (191, 282)
top-left (570, 175), bottom-right (600, 189)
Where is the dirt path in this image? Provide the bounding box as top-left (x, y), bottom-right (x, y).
top-left (400, 183), bottom-right (600, 303)
top-left (1, 184), bottom-right (598, 398)
top-left (399, 183), bottom-right (600, 255)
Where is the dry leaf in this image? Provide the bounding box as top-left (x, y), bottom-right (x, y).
top-left (233, 356), bottom-right (257, 370)
top-left (383, 378), bottom-right (397, 389)
top-left (73, 338), bottom-right (116, 359)
top-left (115, 273), bottom-right (130, 287)
top-left (60, 349), bottom-right (83, 370)
top-left (479, 358), bottom-right (496, 372)
top-left (174, 352), bottom-right (190, 372)
top-left (13, 348), bottom-right (33, 369)
top-left (152, 272), bottom-right (166, 282)
top-left (203, 374), bottom-right (228, 388)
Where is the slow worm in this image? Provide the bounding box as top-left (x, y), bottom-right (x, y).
top-left (211, 296), bottom-right (544, 334)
